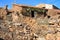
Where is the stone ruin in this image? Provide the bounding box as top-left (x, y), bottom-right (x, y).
top-left (0, 4), bottom-right (60, 40)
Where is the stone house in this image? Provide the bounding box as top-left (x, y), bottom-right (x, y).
top-left (12, 4), bottom-right (60, 19)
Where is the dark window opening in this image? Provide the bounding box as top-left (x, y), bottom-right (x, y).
top-left (7, 13), bottom-right (10, 15)
top-left (58, 16), bottom-right (60, 19)
top-left (47, 16), bottom-right (51, 18)
top-left (57, 13), bottom-right (60, 14)
top-left (7, 13), bottom-right (12, 17)
top-left (42, 7), bottom-right (45, 8)
top-left (0, 38), bottom-right (4, 40)
top-left (42, 10), bottom-right (47, 17)
top-left (31, 11), bottom-right (34, 17)
top-left (49, 23), bottom-right (54, 25)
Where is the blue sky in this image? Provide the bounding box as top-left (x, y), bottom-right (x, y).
top-left (0, 0), bottom-right (60, 9)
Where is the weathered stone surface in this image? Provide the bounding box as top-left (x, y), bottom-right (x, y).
top-left (37, 37), bottom-right (46, 40)
top-left (56, 32), bottom-right (60, 40)
top-left (46, 34), bottom-right (56, 40)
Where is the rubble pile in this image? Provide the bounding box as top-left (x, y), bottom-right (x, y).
top-left (0, 4), bottom-right (60, 40)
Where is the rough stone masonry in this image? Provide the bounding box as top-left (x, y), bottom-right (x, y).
top-left (0, 4), bottom-right (60, 40)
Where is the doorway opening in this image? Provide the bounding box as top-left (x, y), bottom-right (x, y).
top-left (31, 11), bottom-right (34, 17)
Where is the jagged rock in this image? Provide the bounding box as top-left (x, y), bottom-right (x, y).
top-left (46, 34), bottom-right (56, 40)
